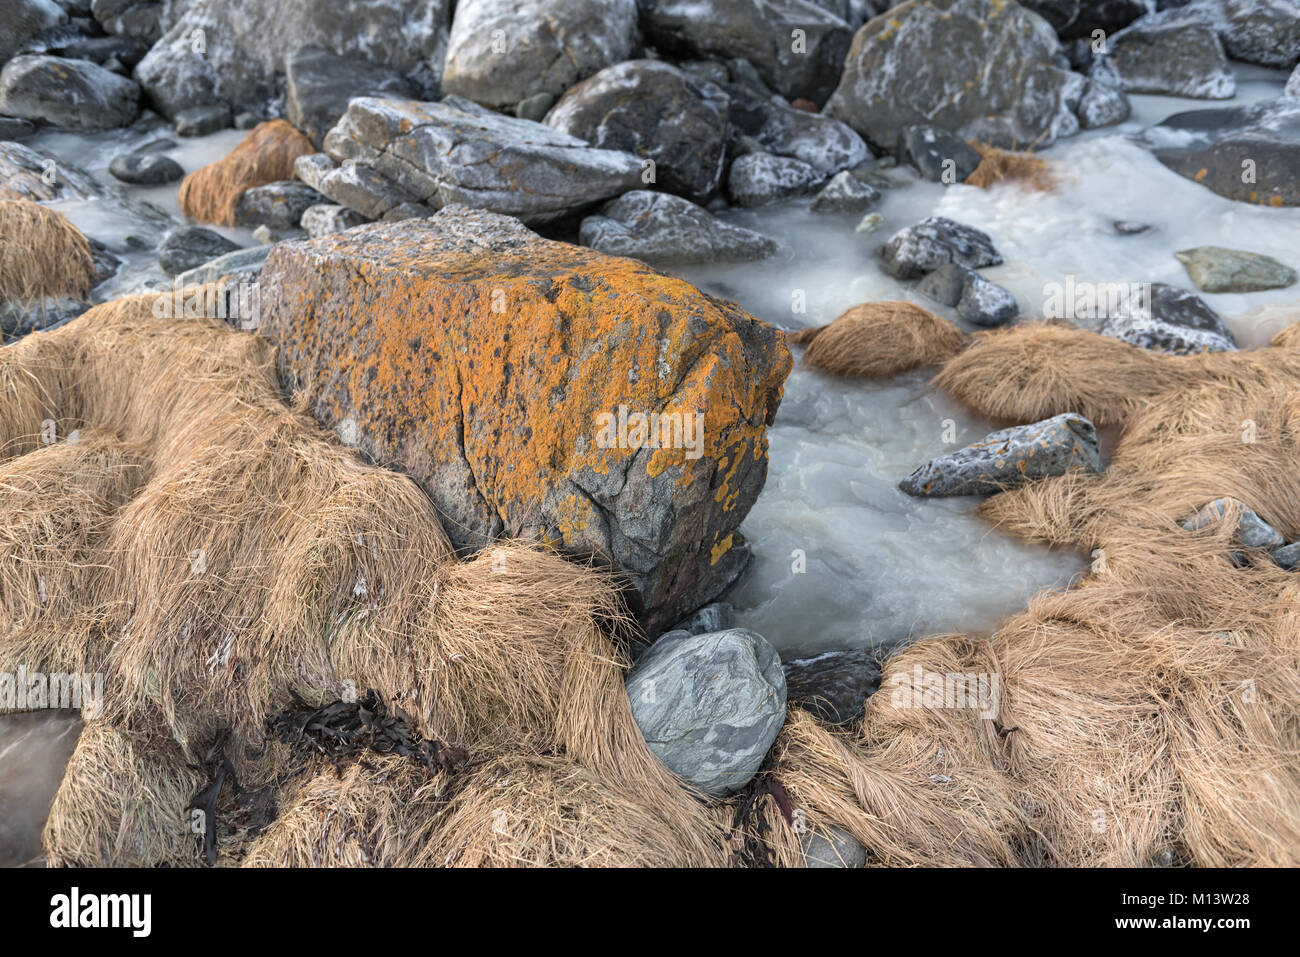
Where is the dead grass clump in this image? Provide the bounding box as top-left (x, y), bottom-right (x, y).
top-left (178, 120), bottom-right (313, 226)
top-left (1269, 323), bottom-right (1300, 349)
top-left (790, 302), bottom-right (965, 378)
top-left (964, 142), bottom-right (1056, 191)
top-left (0, 200), bottom-right (94, 305)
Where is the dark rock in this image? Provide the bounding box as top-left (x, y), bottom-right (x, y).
top-left (725, 81), bottom-right (870, 178)
top-left (1114, 220), bottom-right (1150, 234)
top-left (670, 602), bottom-right (735, 637)
top-left (1, 296), bottom-right (87, 342)
top-left (826, 0), bottom-right (1085, 152)
top-left (957, 273), bottom-right (1019, 327)
top-left (678, 59), bottom-right (730, 88)
top-left (1135, 0), bottom-right (1300, 68)
top-left (0, 117), bottom-right (37, 139)
top-left (1099, 282), bottom-right (1236, 353)
top-left (916, 262), bottom-right (974, 307)
top-left (0, 54), bottom-right (139, 128)
top-left (627, 628), bottom-right (786, 797)
top-left (1175, 246), bottom-right (1297, 293)
top-left (284, 46), bottom-right (415, 148)
top-left (1019, 0), bottom-right (1149, 38)
top-left (298, 203), bottom-right (368, 238)
top-left (1181, 498), bottom-right (1284, 550)
top-left (442, 0), bottom-right (635, 109)
top-left (158, 225), bottom-right (239, 276)
top-left (172, 244), bottom-right (271, 287)
top-left (107, 149), bottom-right (181, 185)
top-left (1078, 76), bottom-right (1132, 128)
top-left (810, 169), bottom-right (881, 213)
top-left (88, 237), bottom-right (120, 287)
top-left (233, 179), bottom-right (325, 230)
top-left (1272, 541), bottom-right (1300, 570)
top-left (90, 0), bottom-right (159, 40)
top-left (544, 59), bottom-right (730, 202)
top-left (51, 33), bottom-right (149, 67)
top-left (900, 412), bottom-right (1103, 497)
top-left (233, 111), bottom-right (260, 130)
top-left (880, 216), bottom-right (1003, 280)
top-left (641, 0), bottom-right (853, 105)
top-left (0, 0), bottom-right (67, 65)
top-left (513, 92), bottom-right (554, 122)
top-left (727, 152), bottom-right (824, 206)
top-left (783, 647), bottom-right (880, 724)
top-left (1093, 22), bottom-right (1235, 99)
top-left (1287, 65), bottom-right (1300, 98)
top-left (578, 190), bottom-right (779, 264)
top-left (896, 124), bottom-right (982, 183)
top-left (174, 103), bottom-right (230, 136)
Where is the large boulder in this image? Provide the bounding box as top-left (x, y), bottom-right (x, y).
top-left (284, 46), bottom-right (416, 148)
top-left (255, 206), bottom-right (792, 632)
top-left (134, 0), bottom-right (451, 119)
top-left (1148, 100), bottom-right (1300, 207)
top-left (640, 0), bottom-right (853, 105)
top-left (0, 0), bottom-right (66, 65)
top-left (1092, 21), bottom-right (1235, 98)
top-left (441, 0), bottom-right (636, 109)
top-left (0, 55), bottom-right (140, 128)
top-left (826, 0), bottom-right (1085, 152)
top-left (543, 60), bottom-right (729, 202)
top-left (312, 97), bottom-right (644, 223)
top-left (1134, 0), bottom-right (1300, 69)
top-left (627, 628), bottom-right (786, 797)
top-left (879, 216), bottom-right (1003, 280)
top-left (578, 190), bottom-right (779, 264)
top-left (1099, 282), bottom-right (1236, 353)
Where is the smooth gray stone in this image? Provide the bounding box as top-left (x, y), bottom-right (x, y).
top-left (1092, 21), bottom-right (1235, 99)
top-left (284, 45), bottom-right (415, 147)
top-left (171, 244), bottom-right (271, 287)
top-left (158, 226), bottom-right (239, 276)
top-left (916, 262), bottom-right (974, 308)
top-left (1180, 498), bottom-right (1285, 550)
top-left (233, 180), bottom-right (325, 230)
top-left (108, 150), bottom-right (182, 184)
top-left (174, 103), bottom-right (230, 137)
top-left (802, 826), bottom-right (868, 868)
top-left (727, 152), bottom-right (823, 207)
top-left (1175, 246), bottom-right (1297, 293)
top-left (299, 203), bottom-right (369, 238)
top-left (896, 124), bottom-right (981, 182)
top-left (578, 190), bottom-right (778, 264)
top-left (0, 54), bottom-right (139, 128)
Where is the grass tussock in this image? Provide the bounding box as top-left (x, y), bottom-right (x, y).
top-left (964, 142), bottom-right (1056, 191)
top-left (0, 200), bottom-right (94, 305)
top-left (177, 120), bottom-right (313, 226)
top-left (790, 301), bottom-right (965, 378)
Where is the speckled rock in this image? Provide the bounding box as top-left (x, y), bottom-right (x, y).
top-left (727, 152), bottom-right (825, 207)
top-left (1093, 22), bottom-right (1235, 99)
top-left (810, 170), bottom-right (880, 213)
top-left (1272, 540), bottom-right (1300, 569)
top-left (627, 628), bottom-right (786, 797)
top-left (157, 225), bottom-right (240, 275)
top-left (896, 124), bottom-right (982, 182)
top-left (880, 216), bottom-right (1003, 280)
top-left (1077, 75), bottom-right (1131, 128)
top-left (233, 180), bottom-right (325, 230)
top-left (255, 206), bottom-right (792, 632)
top-left (293, 152), bottom-right (423, 221)
top-left (1175, 246), bottom-right (1297, 293)
top-left (1181, 498), bottom-right (1284, 550)
top-left (957, 273), bottom-right (1019, 327)
top-left (284, 45), bottom-right (416, 148)
top-left (1099, 282), bottom-right (1236, 353)
top-left (299, 203), bottom-right (368, 238)
top-left (1, 0), bottom-right (67, 65)
top-left (1132, 0), bottom-right (1300, 69)
top-left (802, 826), bottom-right (868, 867)
top-left (0, 54), bottom-right (139, 128)
top-left (0, 140), bottom-right (100, 201)
top-left (900, 412), bottom-right (1103, 496)
top-left (172, 244), bottom-right (271, 286)
top-left (725, 81), bottom-right (870, 178)
top-left (578, 190), bottom-right (778, 265)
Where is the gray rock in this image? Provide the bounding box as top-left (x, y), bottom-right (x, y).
top-left (0, 117), bottom-right (37, 138)
top-left (233, 111), bottom-right (260, 130)
top-left (172, 244), bottom-right (272, 287)
top-left (900, 412), bottom-right (1103, 497)
top-left (299, 203), bottom-right (368, 238)
top-left (1093, 21), bottom-right (1235, 99)
top-left (1181, 498), bottom-right (1284, 550)
top-left (627, 628), bottom-right (787, 797)
top-left (1133, 0), bottom-right (1300, 68)
top-left (90, 0), bottom-right (159, 39)
top-left (108, 149), bottom-right (182, 184)
top-left (1114, 220), bottom-right (1150, 234)
top-left (233, 179), bottom-right (325, 230)
top-left (173, 103), bottom-right (230, 136)
top-left (1272, 541), bottom-right (1300, 570)
top-left (670, 602), bottom-right (734, 638)
top-left (1287, 65), bottom-right (1300, 99)
top-left (783, 647), bottom-right (880, 724)
top-left (1019, 0), bottom-right (1149, 38)
top-left (293, 151), bottom-right (423, 220)
top-left (442, 0), bottom-right (636, 109)
top-left (801, 826), bottom-right (868, 868)
top-left (0, 0), bottom-right (67, 65)
top-left (578, 190), bottom-right (778, 265)
top-left (0, 139), bottom-right (101, 201)
top-left (896, 124), bottom-right (982, 183)
top-left (158, 225), bottom-right (239, 276)
top-left (544, 59), bottom-right (730, 202)
top-left (640, 0), bottom-right (853, 105)
top-left (1077, 76), bottom-right (1132, 129)
top-left (1, 296), bottom-right (87, 343)
top-left (678, 60), bottom-right (731, 88)
top-left (917, 263), bottom-right (975, 308)
top-left (134, 0), bottom-right (451, 120)
top-left (317, 97), bottom-right (643, 223)
top-left (1099, 282), bottom-right (1236, 353)
top-left (810, 169), bottom-right (881, 213)
top-left (53, 33), bottom-right (150, 68)
top-left (1174, 246), bottom-right (1297, 293)
top-left (284, 45), bottom-right (415, 148)
top-left (957, 273), bottom-right (1019, 327)
top-left (727, 152), bottom-right (824, 207)
top-left (513, 92), bottom-right (554, 122)
top-left (88, 237), bottom-right (121, 287)
top-left (0, 54), bottom-right (139, 128)
top-left (1149, 99), bottom-right (1300, 207)
top-left (825, 0), bottom-right (1085, 152)
top-left (880, 216), bottom-right (1003, 280)
top-left (725, 81), bottom-right (870, 179)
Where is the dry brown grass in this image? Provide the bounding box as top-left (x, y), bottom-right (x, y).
top-left (0, 200), bottom-right (94, 305)
top-left (790, 301), bottom-right (965, 378)
top-left (964, 142), bottom-right (1056, 191)
top-left (177, 120), bottom-right (313, 226)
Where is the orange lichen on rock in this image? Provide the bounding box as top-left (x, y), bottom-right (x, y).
top-left (177, 120), bottom-right (313, 226)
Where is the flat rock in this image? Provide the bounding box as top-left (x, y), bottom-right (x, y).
top-left (957, 273), bottom-right (1019, 327)
top-left (158, 225), bottom-right (240, 275)
top-left (317, 97), bottom-right (644, 223)
top-left (896, 125), bottom-right (982, 183)
top-left (783, 647), bottom-right (881, 724)
top-left (233, 179), bottom-right (325, 230)
top-left (578, 190), bottom-right (778, 265)
top-left (810, 170), bottom-right (880, 213)
top-left (174, 103), bottom-right (230, 137)
top-left (544, 59), bottom-right (730, 202)
top-left (627, 628), bottom-right (786, 797)
top-left (255, 206), bottom-right (792, 632)
top-left (0, 54), bottom-right (139, 128)
top-left (880, 216), bottom-right (1003, 280)
top-left (900, 412), bottom-right (1103, 497)
top-left (1181, 498), bottom-right (1284, 550)
top-left (442, 0), bottom-right (636, 109)
top-left (293, 152), bottom-right (423, 221)
top-left (727, 152), bottom-right (824, 207)
top-left (1175, 246), bottom-right (1297, 293)
top-left (1093, 22), bottom-right (1235, 99)
top-left (1099, 282), bottom-right (1236, 353)
top-left (0, 139), bottom-right (100, 201)
top-left (826, 0), bottom-right (1085, 152)
top-left (284, 45), bottom-right (415, 148)
top-left (108, 150), bottom-right (182, 184)
top-left (299, 203), bottom-right (368, 238)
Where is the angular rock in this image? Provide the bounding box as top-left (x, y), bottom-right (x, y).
top-left (1149, 99), bottom-right (1300, 207)
top-left (1077, 76), bottom-right (1131, 129)
top-left (727, 153), bottom-right (824, 207)
top-left (442, 0), bottom-right (636, 109)
top-left (0, 139), bottom-right (100, 201)
top-left (256, 206), bottom-right (792, 631)
top-left (293, 152), bottom-right (423, 220)
top-left (1019, 0), bottom-right (1149, 38)
top-left (1093, 22), bottom-right (1235, 99)
top-left (725, 81), bottom-right (870, 178)
top-left (900, 412), bottom-right (1103, 497)
top-left (1099, 281), bottom-right (1236, 353)
top-left (1, 0), bottom-right (68, 64)
top-left (0, 54), bottom-right (139, 128)
top-left (896, 124), bottom-right (982, 183)
top-left (284, 45), bottom-right (415, 148)
top-left (826, 0), bottom-right (1085, 152)
top-left (1272, 541), bottom-right (1300, 570)
top-left (88, 238), bottom-right (121, 288)
top-left (880, 216), bottom-right (1003, 280)
top-left (317, 97), bottom-right (644, 223)
top-left (578, 190), bottom-right (779, 265)
top-left (1134, 0), bottom-right (1300, 68)
top-left (641, 0), bottom-right (853, 105)
top-left (299, 203), bottom-right (368, 238)
top-left (46, 33), bottom-right (151, 68)
top-left (1181, 498), bottom-right (1284, 550)
top-left (916, 262), bottom-right (974, 308)
top-left (544, 59), bottom-right (730, 202)
top-left (134, 0), bottom-right (451, 120)
top-left (1287, 65), bottom-right (1300, 99)
top-left (670, 602), bottom-right (734, 638)
top-left (172, 244), bottom-right (271, 287)
top-left (91, 0), bottom-right (160, 39)
top-left (957, 273), bottom-right (1019, 327)
top-left (783, 647), bottom-right (880, 724)
top-left (158, 225), bottom-right (239, 276)
top-left (174, 103), bottom-right (230, 136)
top-left (1175, 246), bottom-right (1297, 293)
top-left (809, 169), bottom-right (880, 213)
top-left (233, 179), bottom-right (324, 230)
top-left (627, 628), bottom-right (786, 797)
